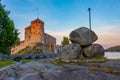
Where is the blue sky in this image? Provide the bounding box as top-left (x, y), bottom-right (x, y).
top-left (2, 0), bottom-right (120, 48)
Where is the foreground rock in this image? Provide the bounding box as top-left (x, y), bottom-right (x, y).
top-left (0, 59), bottom-right (120, 80)
top-left (70, 27), bottom-right (98, 46)
top-left (83, 44), bottom-right (104, 57)
top-left (59, 43), bottom-right (82, 59)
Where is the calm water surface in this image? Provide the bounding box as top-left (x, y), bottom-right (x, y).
top-left (105, 52), bottom-right (120, 59)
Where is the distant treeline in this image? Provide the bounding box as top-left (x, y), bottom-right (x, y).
top-left (105, 45), bottom-right (120, 52)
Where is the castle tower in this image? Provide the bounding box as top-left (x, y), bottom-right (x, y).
top-left (25, 26), bottom-right (31, 42)
top-left (30, 18), bottom-right (44, 44)
top-left (24, 18), bottom-right (45, 44)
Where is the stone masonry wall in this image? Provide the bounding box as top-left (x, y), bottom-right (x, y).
top-left (44, 33), bottom-right (56, 53)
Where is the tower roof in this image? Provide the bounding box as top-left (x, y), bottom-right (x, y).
top-left (31, 18), bottom-right (44, 23)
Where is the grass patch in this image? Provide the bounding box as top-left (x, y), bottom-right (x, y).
top-left (0, 59), bottom-right (36, 68)
top-left (51, 57), bottom-right (69, 66)
top-left (22, 59), bottom-right (36, 63)
top-left (51, 56), bottom-right (107, 66)
top-left (0, 59), bottom-right (14, 68)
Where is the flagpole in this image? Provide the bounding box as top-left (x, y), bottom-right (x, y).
top-left (88, 8), bottom-right (91, 30)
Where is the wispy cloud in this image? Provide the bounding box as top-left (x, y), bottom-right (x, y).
top-left (94, 25), bottom-right (120, 48)
top-left (94, 25), bottom-right (120, 34)
top-left (45, 29), bottom-right (72, 45)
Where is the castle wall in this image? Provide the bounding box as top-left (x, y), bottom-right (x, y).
top-left (44, 33), bottom-right (56, 53)
top-left (11, 41), bottom-right (26, 54)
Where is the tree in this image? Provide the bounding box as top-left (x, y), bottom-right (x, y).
top-left (61, 36), bottom-right (69, 46)
top-left (0, 1), bottom-right (19, 54)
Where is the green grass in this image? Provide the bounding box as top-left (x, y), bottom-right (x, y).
top-left (22, 59), bottom-right (36, 63)
top-left (51, 56), bottom-right (107, 66)
top-left (0, 59), bottom-right (36, 68)
top-left (0, 59), bottom-right (14, 68)
top-left (51, 57), bottom-right (70, 66)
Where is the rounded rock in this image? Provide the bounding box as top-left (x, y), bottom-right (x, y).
top-left (83, 44), bottom-right (105, 57)
top-left (59, 43), bottom-right (82, 59)
top-left (69, 27), bottom-right (98, 46)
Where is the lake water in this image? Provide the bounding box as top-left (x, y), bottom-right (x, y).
top-left (105, 52), bottom-right (120, 59)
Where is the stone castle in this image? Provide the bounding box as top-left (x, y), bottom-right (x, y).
top-left (11, 18), bottom-right (56, 54)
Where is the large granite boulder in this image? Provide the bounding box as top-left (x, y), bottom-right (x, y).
top-left (69, 27), bottom-right (98, 46)
top-left (83, 44), bottom-right (104, 57)
top-left (59, 43), bottom-right (82, 59)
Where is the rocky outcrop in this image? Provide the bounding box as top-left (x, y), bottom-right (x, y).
top-left (83, 44), bottom-right (104, 57)
top-left (59, 43), bottom-right (82, 59)
top-left (0, 60), bottom-right (120, 80)
top-left (69, 27), bottom-right (98, 46)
